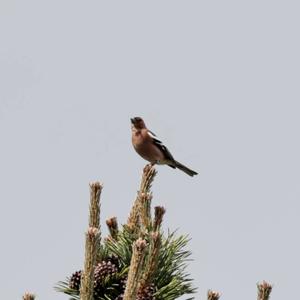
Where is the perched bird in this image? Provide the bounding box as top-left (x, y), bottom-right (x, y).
top-left (131, 117), bottom-right (198, 177)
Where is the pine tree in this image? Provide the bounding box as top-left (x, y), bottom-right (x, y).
top-left (24, 164), bottom-right (273, 300)
top-left (55, 165), bottom-right (196, 300)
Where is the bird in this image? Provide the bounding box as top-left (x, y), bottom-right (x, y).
top-left (130, 117), bottom-right (198, 177)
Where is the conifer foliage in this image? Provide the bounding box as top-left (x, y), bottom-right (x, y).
top-left (22, 164), bottom-right (273, 300)
top-left (55, 165), bottom-right (196, 300)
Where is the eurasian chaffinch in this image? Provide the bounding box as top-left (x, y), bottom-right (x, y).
top-left (131, 117), bottom-right (198, 177)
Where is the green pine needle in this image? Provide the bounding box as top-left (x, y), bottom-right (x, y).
top-left (56, 226), bottom-right (196, 300)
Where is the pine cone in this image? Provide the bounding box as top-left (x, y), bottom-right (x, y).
top-left (94, 260), bottom-right (119, 298)
top-left (106, 255), bottom-right (120, 269)
top-left (94, 260), bottom-right (118, 282)
top-left (68, 257), bottom-right (122, 299)
top-left (69, 270), bottom-right (82, 291)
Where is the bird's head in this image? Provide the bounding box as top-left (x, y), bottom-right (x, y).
top-left (130, 117), bottom-right (146, 130)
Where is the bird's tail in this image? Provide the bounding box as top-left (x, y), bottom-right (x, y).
top-left (173, 160), bottom-right (198, 177)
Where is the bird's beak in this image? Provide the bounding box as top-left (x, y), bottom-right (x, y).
top-left (130, 118), bottom-right (135, 124)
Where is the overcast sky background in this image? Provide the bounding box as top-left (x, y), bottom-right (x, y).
top-left (1, 1), bottom-right (300, 299)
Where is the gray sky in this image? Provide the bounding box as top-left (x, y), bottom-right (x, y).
top-left (1, 1), bottom-right (299, 299)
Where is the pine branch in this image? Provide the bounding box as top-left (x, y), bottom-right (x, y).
top-left (155, 232), bottom-right (196, 299)
top-left (207, 289), bottom-right (221, 300)
top-left (123, 238), bottom-right (148, 300)
top-left (22, 292), bottom-right (35, 300)
top-left (140, 231), bottom-right (161, 289)
top-left (139, 164), bottom-right (157, 192)
top-left (127, 164), bottom-right (157, 232)
top-left (80, 182), bottom-right (102, 300)
top-left (257, 281), bottom-right (272, 300)
top-left (80, 227), bottom-right (100, 300)
top-left (139, 192), bottom-right (152, 230)
top-left (57, 166), bottom-right (196, 300)
top-left (88, 182), bottom-right (102, 229)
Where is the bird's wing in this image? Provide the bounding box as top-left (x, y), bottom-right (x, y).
top-left (147, 130), bottom-right (175, 161)
top-left (148, 130), bottom-right (157, 137)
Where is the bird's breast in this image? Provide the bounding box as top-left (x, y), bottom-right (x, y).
top-left (132, 133), bottom-right (165, 163)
